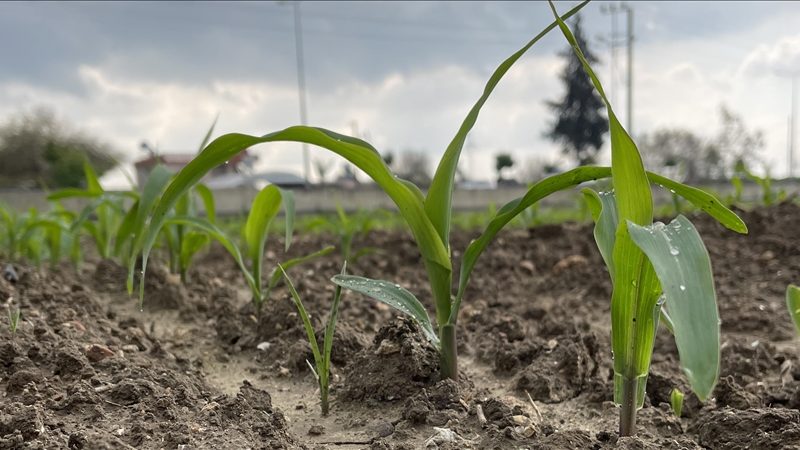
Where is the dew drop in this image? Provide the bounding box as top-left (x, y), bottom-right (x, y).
top-left (670, 247), bottom-right (680, 256)
top-left (679, 285), bottom-right (686, 291)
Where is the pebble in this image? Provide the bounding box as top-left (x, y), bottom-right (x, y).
top-left (85, 344), bottom-right (115, 362)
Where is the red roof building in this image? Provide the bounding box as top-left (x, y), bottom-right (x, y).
top-left (134, 150), bottom-right (251, 187)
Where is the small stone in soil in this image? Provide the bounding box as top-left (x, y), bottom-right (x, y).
top-left (85, 344), bottom-right (115, 362)
top-left (308, 424), bottom-right (325, 435)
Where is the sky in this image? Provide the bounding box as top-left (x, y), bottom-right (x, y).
top-left (1, 1), bottom-right (799, 188)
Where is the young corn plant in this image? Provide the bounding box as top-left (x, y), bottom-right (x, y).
top-left (160, 183), bottom-right (216, 283)
top-left (279, 263), bottom-right (346, 415)
top-left (548, 3), bottom-right (747, 435)
top-left (670, 388), bottom-right (684, 418)
top-left (787, 284), bottom-right (800, 335)
top-left (7, 306), bottom-right (20, 335)
top-left (130, 176), bottom-right (333, 311)
top-left (19, 203), bottom-right (82, 267)
top-left (128, 1), bottom-right (747, 383)
top-left (129, 1), bottom-right (593, 379)
top-left (733, 161), bottom-right (786, 207)
top-left (49, 161), bottom-right (133, 261)
top-left (305, 204), bottom-right (378, 263)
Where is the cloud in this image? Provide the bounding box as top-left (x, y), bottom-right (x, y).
top-left (740, 34), bottom-right (800, 78)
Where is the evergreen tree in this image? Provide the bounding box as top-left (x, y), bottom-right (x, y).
top-left (545, 15), bottom-right (608, 166)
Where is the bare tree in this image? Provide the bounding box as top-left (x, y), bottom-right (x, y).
top-left (395, 150), bottom-right (432, 187)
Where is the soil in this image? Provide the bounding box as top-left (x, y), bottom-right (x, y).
top-left (1, 202), bottom-right (799, 449)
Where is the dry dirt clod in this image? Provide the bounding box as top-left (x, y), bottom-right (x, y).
top-left (308, 424), bottom-right (325, 435)
top-left (84, 344), bottom-right (115, 362)
top-left (552, 254), bottom-right (589, 274)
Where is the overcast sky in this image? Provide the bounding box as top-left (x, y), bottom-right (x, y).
top-left (1, 1), bottom-right (799, 188)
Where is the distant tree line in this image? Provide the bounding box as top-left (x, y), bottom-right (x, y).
top-left (0, 108), bottom-right (118, 189)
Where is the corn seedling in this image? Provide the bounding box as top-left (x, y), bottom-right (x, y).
top-left (787, 284), bottom-right (800, 335)
top-left (1, 205), bottom-right (49, 262)
top-left (548, 3), bottom-right (747, 436)
top-left (17, 203), bottom-right (82, 267)
top-left (127, 2), bottom-right (594, 380)
top-left (160, 183), bottom-right (216, 282)
top-left (670, 388), bottom-right (684, 418)
top-left (127, 1), bottom-right (749, 384)
top-left (132, 175), bottom-right (333, 312)
top-left (7, 306), bottom-right (20, 335)
top-left (50, 161), bottom-right (135, 261)
top-left (733, 161), bottom-right (786, 207)
top-left (306, 205), bottom-right (379, 263)
top-left (279, 263), bottom-right (346, 415)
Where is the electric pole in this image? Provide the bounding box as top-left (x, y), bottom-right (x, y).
top-left (787, 75), bottom-right (797, 178)
top-left (600, 2), bottom-right (634, 135)
top-left (291, 1), bottom-right (311, 186)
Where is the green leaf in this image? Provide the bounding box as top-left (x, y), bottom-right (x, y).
top-left (454, 166), bottom-right (745, 325)
top-left (279, 265), bottom-right (323, 370)
top-left (331, 274), bottom-right (439, 346)
top-left (126, 164), bottom-right (173, 298)
top-left (180, 230), bottom-right (210, 274)
top-left (454, 166), bottom-right (612, 323)
top-left (628, 216), bottom-right (720, 401)
top-left (137, 128), bottom-right (450, 316)
top-left (425, 0), bottom-right (590, 248)
top-left (670, 388), bottom-right (684, 418)
top-left (787, 284), bottom-right (800, 336)
top-left (47, 188), bottom-right (99, 201)
top-left (323, 262), bottom-right (347, 389)
top-left (114, 199), bottom-right (139, 258)
top-left (648, 173), bottom-right (747, 234)
top-left (194, 184), bottom-right (216, 223)
top-left (582, 189), bottom-right (618, 278)
top-left (165, 215), bottom-right (257, 297)
top-left (83, 160), bottom-right (103, 194)
top-left (197, 114), bottom-right (219, 153)
top-left (244, 185), bottom-right (282, 303)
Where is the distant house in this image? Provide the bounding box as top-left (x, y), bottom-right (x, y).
top-left (204, 171), bottom-right (306, 190)
top-left (134, 150), bottom-right (306, 190)
top-left (133, 151), bottom-right (251, 188)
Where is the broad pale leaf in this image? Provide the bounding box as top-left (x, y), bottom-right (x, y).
top-left (332, 275), bottom-right (439, 346)
top-left (628, 216), bottom-right (720, 401)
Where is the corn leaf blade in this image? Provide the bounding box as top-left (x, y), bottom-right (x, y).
top-left (582, 189), bottom-right (619, 278)
top-left (165, 215), bottom-right (257, 296)
top-left (787, 284), bottom-right (800, 335)
top-left (425, 0), bottom-right (590, 246)
top-left (627, 216), bottom-right (720, 401)
top-left (331, 274), bottom-right (439, 346)
top-left (136, 128), bottom-right (451, 309)
top-left (194, 183), bottom-right (216, 223)
top-left (244, 185), bottom-right (282, 302)
top-left (280, 265), bottom-right (323, 369)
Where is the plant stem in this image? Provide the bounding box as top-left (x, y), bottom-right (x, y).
top-left (440, 324), bottom-right (458, 380)
top-left (320, 380), bottom-right (329, 415)
top-left (619, 376), bottom-right (638, 437)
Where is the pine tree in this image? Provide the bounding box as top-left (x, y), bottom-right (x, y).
top-left (545, 15), bottom-right (608, 166)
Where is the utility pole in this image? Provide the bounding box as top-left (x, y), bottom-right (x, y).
top-left (787, 74), bottom-right (797, 178)
top-left (291, 1), bottom-right (311, 186)
top-left (600, 2), bottom-right (634, 135)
